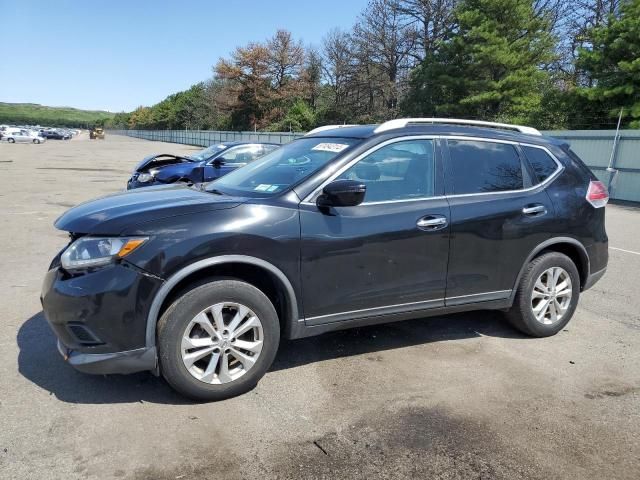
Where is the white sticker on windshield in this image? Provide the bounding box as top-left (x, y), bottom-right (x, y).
top-left (254, 184), bottom-right (271, 191)
top-left (311, 143), bottom-right (350, 153)
top-left (267, 185), bottom-right (279, 192)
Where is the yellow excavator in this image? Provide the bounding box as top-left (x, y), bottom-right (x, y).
top-left (90, 127), bottom-right (105, 140)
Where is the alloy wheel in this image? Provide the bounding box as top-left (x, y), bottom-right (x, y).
top-left (181, 302), bottom-right (264, 384)
top-left (531, 267), bottom-right (573, 325)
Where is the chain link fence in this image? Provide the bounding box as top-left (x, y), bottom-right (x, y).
top-left (110, 129), bottom-right (303, 146)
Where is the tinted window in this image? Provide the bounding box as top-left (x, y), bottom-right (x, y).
top-left (522, 146), bottom-right (558, 183)
top-left (448, 140), bottom-right (523, 194)
top-left (337, 140), bottom-right (435, 203)
top-left (211, 137), bottom-right (360, 197)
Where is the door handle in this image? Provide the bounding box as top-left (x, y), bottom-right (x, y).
top-left (522, 204), bottom-right (547, 216)
top-left (417, 215), bottom-right (448, 231)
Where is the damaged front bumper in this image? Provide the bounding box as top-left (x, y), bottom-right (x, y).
top-left (57, 341), bottom-right (157, 375)
top-left (42, 262), bottom-right (164, 375)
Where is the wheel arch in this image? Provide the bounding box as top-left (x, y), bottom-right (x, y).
top-left (145, 255), bottom-right (300, 349)
top-left (510, 237), bottom-right (590, 303)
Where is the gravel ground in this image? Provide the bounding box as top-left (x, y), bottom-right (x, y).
top-left (0, 133), bottom-right (638, 480)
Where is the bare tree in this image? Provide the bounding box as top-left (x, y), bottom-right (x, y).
top-left (397, 0), bottom-right (457, 60)
top-left (544, 0), bottom-right (622, 86)
top-left (266, 30), bottom-right (305, 90)
top-left (301, 47), bottom-right (323, 109)
top-left (322, 28), bottom-right (358, 118)
top-left (353, 0), bottom-right (417, 117)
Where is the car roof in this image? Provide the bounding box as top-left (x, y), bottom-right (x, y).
top-left (304, 122), bottom-right (564, 147)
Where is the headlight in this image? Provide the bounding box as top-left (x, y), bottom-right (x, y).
top-left (137, 172), bottom-right (155, 183)
top-left (61, 236), bottom-right (148, 271)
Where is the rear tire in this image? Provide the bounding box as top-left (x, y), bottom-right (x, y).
top-left (8, 138), bottom-right (15, 143)
top-left (507, 252), bottom-right (580, 337)
top-left (158, 279), bottom-right (280, 401)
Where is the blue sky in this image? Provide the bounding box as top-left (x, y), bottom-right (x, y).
top-left (0, 0), bottom-right (367, 112)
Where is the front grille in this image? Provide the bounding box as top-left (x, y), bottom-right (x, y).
top-left (67, 323), bottom-right (104, 346)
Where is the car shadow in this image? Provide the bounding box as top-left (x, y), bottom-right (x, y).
top-left (17, 312), bottom-right (191, 405)
top-left (17, 310), bottom-right (526, 405)
top-left (271, 310), bottom-right (526, 372)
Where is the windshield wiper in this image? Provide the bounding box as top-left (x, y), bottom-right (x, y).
top-left (207, 188), bottom-right (226, 195)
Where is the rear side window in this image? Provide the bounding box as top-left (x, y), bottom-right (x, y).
top-left (522, 146), bottom-right (558, 183)
top-left (448, 140), bottom-right (523, 194)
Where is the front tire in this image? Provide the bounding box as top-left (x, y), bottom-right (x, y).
top-left (33, 138), bottom-right (40, 144)
top-left (507, 252), bottom-right (580, 337)
top-left (158, 279), bottom-right (280, 401)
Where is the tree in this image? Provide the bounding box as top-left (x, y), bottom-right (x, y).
top-left (547, 0), bottom-right (622, 86)
top-left (301, 47), bottom-right (323, 110)
top-left (268, 98), bottom-right (317, 132)
top-left (267, 30), bottom-right (305, 90)
top-left (128, 106), bottom-right (153, 129)
top-left (215, 41), bottom-right (272, 129)
top-left (398, 0), bottom-right (457, 60)
top-left (321, 28), bottom-right (358, 122)
top-left (214, 30), bottom-right (306, 129)
top-left (403, 0), bottom-right (556, 125)
top-left (577, 0), bottom-right (640, 127)
top-left (353, 0), bottom-right (416, 117)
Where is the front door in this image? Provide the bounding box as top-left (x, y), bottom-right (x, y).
top-left (299, 138), bottom-right (450, 325)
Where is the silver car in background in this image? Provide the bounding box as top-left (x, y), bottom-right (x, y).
top-left (2, 129), bottom-right (46, 144)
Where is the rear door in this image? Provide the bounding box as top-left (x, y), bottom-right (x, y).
top-left (443, 138), bottom-right (557, 304)
top-left (299, 138), bottom-right (451, 324)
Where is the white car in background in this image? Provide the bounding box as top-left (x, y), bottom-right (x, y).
top-left (2, 128), bottom-right (46, 144)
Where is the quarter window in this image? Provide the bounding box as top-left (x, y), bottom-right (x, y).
top-left (336, 140), bottom-right (435, 203)
top-left (448, 140), bottom-right (523, 194)
top-left (522, 146), bottom-right (558, 183)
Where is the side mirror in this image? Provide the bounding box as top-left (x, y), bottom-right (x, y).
top-left (316, 179), bottom-right (366, 208)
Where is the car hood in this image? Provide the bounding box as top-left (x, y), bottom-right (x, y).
top-left (55, 184), bottom-right (244, 235)
top-left (134, 153), bottom-right (197, 172)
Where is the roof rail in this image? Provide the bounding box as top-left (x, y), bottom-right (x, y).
top-left (373, 118), bottom-right (542, 136)
top-left (305, 124), bottom-right (358, 136)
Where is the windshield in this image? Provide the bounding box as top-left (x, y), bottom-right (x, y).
top-left (188, 144), bottom-right (228, 162)
top-left (208, 137), bottom-right (361, 197)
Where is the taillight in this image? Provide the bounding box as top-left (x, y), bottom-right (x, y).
top-left (586, 180), bottom-right (609, 208)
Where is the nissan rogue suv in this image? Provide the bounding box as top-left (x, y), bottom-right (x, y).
top-left (41, 118), bottom-right (608, 400)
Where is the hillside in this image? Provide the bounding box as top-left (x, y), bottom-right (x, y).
top-left (0, 102), bottom-right (115, 128)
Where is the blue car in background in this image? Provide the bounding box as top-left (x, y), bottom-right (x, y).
top-left (127, 141), bottom-right (280, 189)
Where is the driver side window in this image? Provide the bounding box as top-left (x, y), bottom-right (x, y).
top-left (336, 140), bottom-right (435, 203)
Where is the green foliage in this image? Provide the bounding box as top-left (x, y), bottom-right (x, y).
top-left (267, 99), bottom-right (317, 132)
top-left (577, 0), bottom-right (640, 128)
top-left (403, 0), bottom-right (556, 125)
top-left (118, 82), bottom-right (226, 130)
top-left (0, 102), bottom-right (114, 128)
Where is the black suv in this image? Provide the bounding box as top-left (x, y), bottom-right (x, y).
top-left (41, 119), bottom-right (608, 400)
